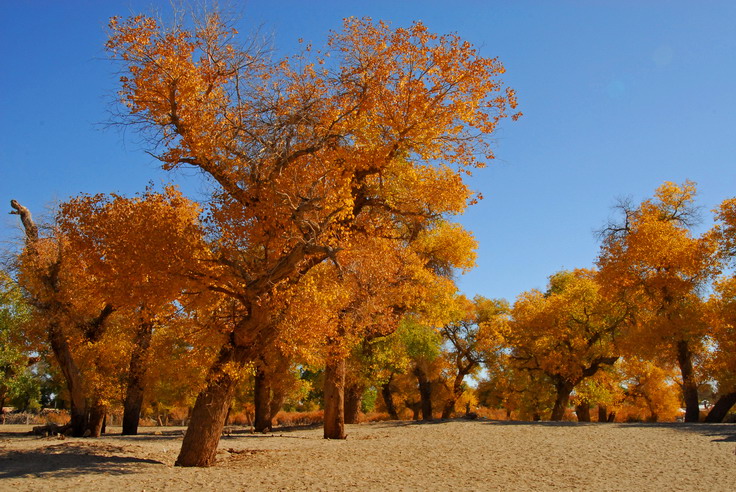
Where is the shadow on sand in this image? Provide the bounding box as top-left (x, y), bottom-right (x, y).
top-left (0, 443), bottom-right (164, 479)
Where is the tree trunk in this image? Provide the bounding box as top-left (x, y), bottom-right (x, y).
top-left (381, 377), bottom-right (399, 420)
top-left (269, 385), bottom-right (286, 428)
top-left (550, 380), bottom-right (574, 421)
top-left (323, 358), bottom-right (346, 439)
top-left (676, 339), bottom-right (700, 422)
top-left (575, 402), bottom-right (591, 422)
top-left (414, 366), bottom-right (433, 421)
top-left (176, 344), bottom-right (245, 467)
top-left (598, 405), bottom-right (608, 423)
top-left (253, 364), bottom-right (272, 432)
top-left (87, 399), bottom-right (106, 437)
top-left (122, 319), bottom-right (153, 435)
top-left (344, 381), bottom-right (364, 424)
top-left (48, 321), bottom-right (88, 436)
top-left (704, 391), bottom-right (736, 423)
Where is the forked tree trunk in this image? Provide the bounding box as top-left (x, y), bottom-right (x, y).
top-left (414, 366), bottom-right (433, 421)
top-left (122, 319), bottom-right (153, 435)
top-left (704, 391), bottom-right (736, 423)
top-left (676, 340), bottom-right (700, 422)
top-left (323, 358), bottom-right (346, 439)
top-left (48, 321), bottom-right (88, 436)
top-left (344, 381), bottom-right (364, 424)
top-left (254, 364), bottom-right (272, 432)
top-left (575, 402), bottom-right (591, 422)
top-left (381, 377), bottom-right (399, 420)
top-left (550, 380), bottom-right (574, 421)
top-left (176, 344), bottom-right (245, 467)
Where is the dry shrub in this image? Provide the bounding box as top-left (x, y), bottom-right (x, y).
top-left (41, 409), bottom-right (70, 425)
top-left (474, 407), bottom-right (511, 420)
top-left (359, 412), bottom-right (390, 422)
top-left (228, 411), bottom-right (253, 426)
top-left (273, 410), bottom-right (323, 427)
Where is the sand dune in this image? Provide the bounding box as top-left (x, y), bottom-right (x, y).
top-left (1, 420), bottom-right (734, 491)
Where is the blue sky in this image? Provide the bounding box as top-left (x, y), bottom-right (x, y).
top-left (1, 1), bottom-right (735, 302)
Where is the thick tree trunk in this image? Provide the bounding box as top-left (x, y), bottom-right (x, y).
top-left (122, 320), bottom-right (153, 435)
top-left (381, 377), bottom-right (399, 420)
top-left (176, 344), bottom-right (245, 467)
top-left (344, 381), bottom-right (364, 424)
top-left (48, 321), bottom-right (88, 436)
top-left (323, 358), bottom-right (346, 439)
top-left (254, 365), bottom-right (272, 432)
top-left (598, 405), bottom-right (608, 423)
top-left (550, 380), bottom-right (574, 421)
top-left (87, 399), bottom-right (106, 437)
top-left (414, 366), bottom-right (433, 421)
top-left (575, 402), bottom-right (591, 422)
top-left (704, 391), bottom-right (736, 423)
top-left (676, 339), bottom-right (700, 422)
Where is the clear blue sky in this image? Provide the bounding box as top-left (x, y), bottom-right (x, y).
top-left (1, 1), bottom-right (735, 303)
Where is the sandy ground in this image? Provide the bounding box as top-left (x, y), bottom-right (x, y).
top-left (0, 420), bottom-right (734, 491)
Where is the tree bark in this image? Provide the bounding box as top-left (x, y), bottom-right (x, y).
top-left (254, 364), bottom-right (272, 432)
top-left (414, 366), bottom-right (433, 421)
top-left (381, 376), bottom-right (399, 420)
top-left (122, 319), bottom-right (153, 435)
top-left (323, 358), bottom-right (346, 439)
top-left (676, 339), bottom-right (700, 422)
top-left (175, 344), bottom-right (245, 467)
top-left (550, 380), bottom-right (574, 421)
top-left (704, 391), bottom-right (736, 423)
top-left (575, 402), bottom-right (591, 422)
top-left (344, 381), bottom-right (364, 424)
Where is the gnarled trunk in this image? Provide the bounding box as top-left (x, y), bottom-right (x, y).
top-left (323, 358), bottom-right (346, 439)
top-left (381, 376), bottom-right (399, 420)
top-left (122, 319), bottom-right (153, 435)
top-left (676, 339), bottom-right (700, 422)
top-left (254, 364), bottom-right (272, 432)
top-left (704, 391), bottom-right (736, 423)
top-left (176, 344), bottom-right (246, 467)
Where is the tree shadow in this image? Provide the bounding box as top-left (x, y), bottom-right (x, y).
top-left (0, 444), bottom-right (164, 479)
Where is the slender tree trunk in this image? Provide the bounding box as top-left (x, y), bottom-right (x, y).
top-left (550, 380), bottom-right (574, 421)
top-left (414, 366), bottom-right (433, 421)
top-left (441, 369), bottom-right (471, 419)
top-left (607, 411), bottom-right (616, 422)
top-left (254, 365), bottom-right (272, 432)
top-left (122, 320), bottom-right (153, 435)
top-left (598, 405), bottom-right (608, 423)
top-left (48, 321), bottom-right (88, 436)
top-left (676, 339), bottom-right (700, 422)
top-left (381, 376), bottom-right (399, 420)
top-left (575, 402), bottom-right (591, 422)
top-left (408, 401), bottom-right (421, 420)
top-left (176, 344), bottom-right (246, 467)
top-left (704, 391), bottom-right (736, 423)
top-left (323, 357), bottom-right (346, 439)
top-left (344, 381), bottom-right (364, 424)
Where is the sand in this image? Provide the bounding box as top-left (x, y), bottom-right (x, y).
top-left (1, 420), bottom-right (734, 491)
